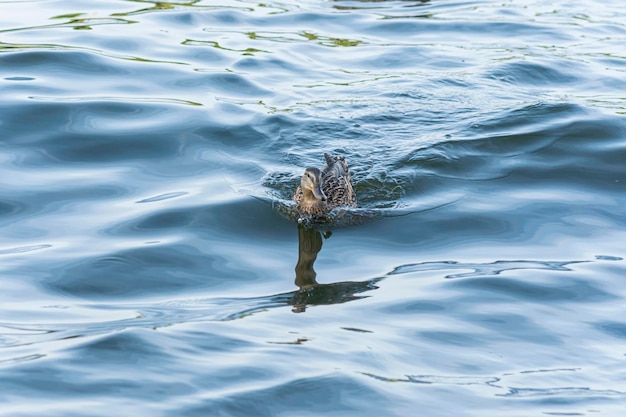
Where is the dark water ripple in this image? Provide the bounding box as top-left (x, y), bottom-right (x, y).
top-left (1, 0), bottom-right (626, 416)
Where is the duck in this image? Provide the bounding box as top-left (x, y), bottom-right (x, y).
top-left (293, 153), bottom-right (357, 216)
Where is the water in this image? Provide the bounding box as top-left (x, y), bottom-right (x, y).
top-left (1, 0), bottom-right (625, 416)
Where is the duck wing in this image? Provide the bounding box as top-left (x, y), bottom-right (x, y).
top-left (322, 153), bottom-right (349, 178)
top-left (322, 175), bottom-right (356, 208)
top-left (321, 153), bottom-right (357, 208)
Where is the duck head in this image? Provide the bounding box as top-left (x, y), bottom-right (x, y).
top-left (301, 167), bottom-right (326, 202)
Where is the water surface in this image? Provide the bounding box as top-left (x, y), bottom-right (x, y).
top-left (1, 1), bottom-right (626, 416)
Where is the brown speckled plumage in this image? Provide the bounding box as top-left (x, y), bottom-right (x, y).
top-left (293, 153), bottom-right (357, 216)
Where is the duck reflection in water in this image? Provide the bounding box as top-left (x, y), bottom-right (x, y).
top-left (291, 225), bottom-right (381, 313)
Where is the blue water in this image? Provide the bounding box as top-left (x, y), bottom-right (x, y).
top-left (1, 1), bottom-right (626, 416)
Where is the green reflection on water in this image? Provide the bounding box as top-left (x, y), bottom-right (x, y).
top-left (302, 31), bottom-right (363, 47)
top-left (111, 0), bottom-right (253, 17)
top-left (0, 41), bottom-right (189, 67)
top-left (0, 17), bottom-right (136, 33)
top-left (203, 28), bottom-right (364, 49)
top-left (51, 13), bottom-right (85, 20)
top-left (182, 38), bottom-right (269, 56)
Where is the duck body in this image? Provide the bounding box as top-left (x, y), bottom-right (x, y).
top-left (293, 153), bottom-right (357, 216)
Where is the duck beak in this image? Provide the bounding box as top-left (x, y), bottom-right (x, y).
top-left (312, 184), bottom-right (326, 201)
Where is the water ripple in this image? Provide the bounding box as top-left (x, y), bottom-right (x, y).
top-left (135, 191), bottom-right (189, 204)
top-left (0, 244), bottom-right (52, 256)
top-left (2, 1), bottom-right (626, 415)
top-left (389, 260), bottom-right (583, 279)
top-left (363, 367), bottom-right (626, 401)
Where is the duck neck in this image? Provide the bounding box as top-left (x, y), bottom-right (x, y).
top-left (302, 189), bottom-right (325, 213)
